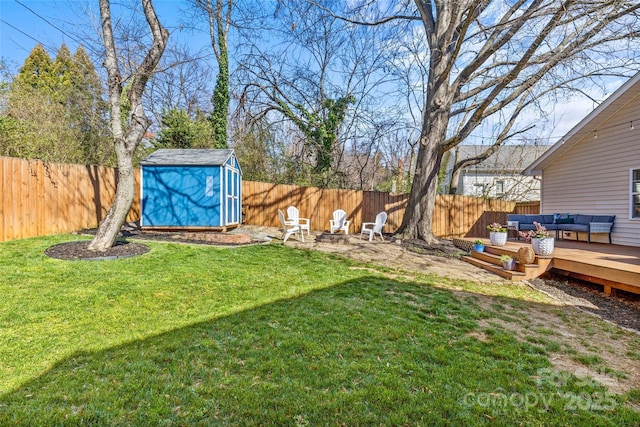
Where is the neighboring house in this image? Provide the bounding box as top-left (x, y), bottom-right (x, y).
top-left (524, 71), bottom-right (640, 247)
top-left (442, 144), bottom-right (550, 201)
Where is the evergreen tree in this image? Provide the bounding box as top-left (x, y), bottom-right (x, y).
top-left (72, 47), bottom-right (113, 164)
top-left (2, 44), bottom-right (113, 165)
top-left (154, 108), bottom-right (213, 149)
top-left (13, 44), bottom-right (54, 90)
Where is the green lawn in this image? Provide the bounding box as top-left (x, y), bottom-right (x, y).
top-left (0, 235), bottom-right (638, 426)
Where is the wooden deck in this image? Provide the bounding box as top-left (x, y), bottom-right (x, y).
top-left (462, 238), bottom-right (640, 295)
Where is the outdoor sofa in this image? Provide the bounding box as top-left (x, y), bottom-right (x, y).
top-left (506, 214), bottom-right (615, 244)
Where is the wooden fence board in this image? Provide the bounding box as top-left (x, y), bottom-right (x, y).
top-left (0, 158), bottom-right (4, 241)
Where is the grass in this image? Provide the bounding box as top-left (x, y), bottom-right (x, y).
top-left (0, 235), bottom-right (639, 425)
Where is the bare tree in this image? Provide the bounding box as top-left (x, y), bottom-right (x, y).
top-left (236, 0), bottom-right (399, 188)
top-left (323, 1), bottom-right (640, 242)
top-left (89, 0), bottom-right (169, 251)
top-left (146, 43), bottom-right (215, 127)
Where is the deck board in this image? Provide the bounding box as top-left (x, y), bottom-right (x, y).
top-left (465, 238), bottom-right (640, 294)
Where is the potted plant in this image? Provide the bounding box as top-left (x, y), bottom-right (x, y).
top-left (519, 221), bottom-right (554, 255)
top-left (487, 223), bottom-right (508, 246)
top-left (473, 239), bottom-right (485, 252)
top-left (500, 254), bottom-right (516, 270)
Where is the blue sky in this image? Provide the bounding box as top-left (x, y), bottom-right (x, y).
top-left (0, 0), bottom-right (210, 71)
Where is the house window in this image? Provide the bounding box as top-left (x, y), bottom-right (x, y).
top-left (632, 169), bottom-right (640, 218)
top-left (474, 183), bottom-right (486, 196)
top-left (495, 180), bottom-right (504, 195)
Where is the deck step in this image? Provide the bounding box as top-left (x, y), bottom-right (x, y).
top-left (455, 238), bottom-right (554, 281)
top-left (462, 255), bottom-right (526, 280)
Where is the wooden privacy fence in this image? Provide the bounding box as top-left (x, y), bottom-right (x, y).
top-left (242, 182), bottom-right (539, 237)
top-left (0, 156), bottom-right (539, 242)
top-left (0, 156), bottom-right (140, 242)
top-left (241, 181), bottom-right (411, 235)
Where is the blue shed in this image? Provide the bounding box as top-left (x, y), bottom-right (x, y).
top-left (140, 148), bottom-right (242, 229)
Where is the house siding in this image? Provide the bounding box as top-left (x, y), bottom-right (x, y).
top-left (460, 173), bottom-right (541, 201)
top-left (541, 103), bottom-right (640, 246)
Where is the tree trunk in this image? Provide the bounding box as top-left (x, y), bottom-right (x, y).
top-left (448, 166), bottom-right (461, 195)
top-left (88, 149), bottom-right (135, 251)
top-left (397, 133), bottom-right (443, 243)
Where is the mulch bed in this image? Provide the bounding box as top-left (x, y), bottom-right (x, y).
top-left (529, 272), bottom-right (640, 333)
top-left (45, 225), bottom-right (261, 261)
top-left (45, 240), bottom-right (150, 261)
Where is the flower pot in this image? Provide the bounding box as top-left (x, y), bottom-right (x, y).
top-left (532, 237), bottom-right (554, 256)
top-left (517, 246), bottom-right (535, 264)
top-left (502, 258), bottom-right (516, 271)
top-left (489, 231), bottom-right (507, 246)
top-left (474, 243), bottom-right (485, 252)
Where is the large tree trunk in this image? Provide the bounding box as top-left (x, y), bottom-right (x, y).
top-left (397, 132), bottom-right (443, 243)
top-left (89, 148), bottom-right (135, 249)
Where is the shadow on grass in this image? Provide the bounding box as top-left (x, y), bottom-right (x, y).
top-left (1, 276), bottom-right (638, 426)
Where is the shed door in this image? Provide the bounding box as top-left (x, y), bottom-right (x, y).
top-left (226, 167), bottom-right (240, 224)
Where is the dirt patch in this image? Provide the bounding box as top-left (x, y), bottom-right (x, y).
top-left (282, 232), bottom-right (508, 283)
top-left (472, 296), bottom-right (640, 396)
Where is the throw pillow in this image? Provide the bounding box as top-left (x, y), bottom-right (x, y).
top-left (553, 213), bottom-right (570, 223)
top-left (555, 217), bottom-right (574, 224)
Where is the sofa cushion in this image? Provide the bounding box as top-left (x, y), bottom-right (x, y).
top-left (529, 215), bottom-right (546, 225)
top-left (562, 224), bottom-right (588, 232)
top-left (574, 214), bottom-right (593, 225)
top-left (518, 223), bottom-right (537, 231)
top-left (507, 214), bottom-right (529, 224)
top-left (541, 214), bottom-right (555, 224)
top-left (592, 215), bottom-right (615, 223)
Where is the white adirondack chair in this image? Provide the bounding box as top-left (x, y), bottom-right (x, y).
top-left (329, 209), bottom-right (350, 234)
top-left (360, 211), bottom-right (387, 242)
top-left (278, 209), bottom-right (303, 242)
top-left (286, 206), bottom-right (310, 235)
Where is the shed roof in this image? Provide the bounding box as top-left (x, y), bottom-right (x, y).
top-left (141, 149), bottom-right (236, 166)
top-left (524, 71), bottom-right (640, 175)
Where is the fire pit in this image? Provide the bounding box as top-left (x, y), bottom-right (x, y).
top-left (316, 233), bottom-right (350, 244)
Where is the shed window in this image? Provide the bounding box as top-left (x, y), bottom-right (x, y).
top-left (495, 180), bottom-right (504, 195)
top-left (632, 169), bottom-right (640, 218)
top-left (205, 176), bottom-right (214, 197)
